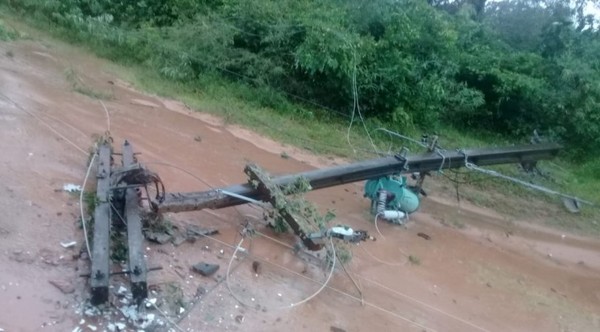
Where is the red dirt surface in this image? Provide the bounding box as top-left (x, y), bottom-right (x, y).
top-left (1, 35), bottom-right (599, 332)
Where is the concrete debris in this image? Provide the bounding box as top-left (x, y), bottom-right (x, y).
top-left (179, 307), bottom-right (185, 314)
top-left (61, 241), bottom-right (77, 248)
top-left (192, 262), bottom-right (219, 277)
top-left (84, 306), bottom-right (101, 317)
top-left (117, 286), bottom-right (128, 296)
top-left (139, 313), bottom-right (156, 329)
top-left (107, 323), bottom-right (116, 332)
top-left (185, 225), bottom-right (218, 239)
top-left (49, 279), bottom-right (75, 294)
top-left (119, 305), bottom-right (138, 320)
top-left (63, 183), bottom-right (82, 192)
top-left (115, 323), bottom-right (126, 331)
top-left (145, 231), bottom-right (172, 244)
top-left (71, 327), bottom-right (81, 332)
top-left (87, 325), bottom-right (97, 331)
top-left (145, 298), bottom-right (157, 308)
top-left (172, 235), bottom-right (187, 247)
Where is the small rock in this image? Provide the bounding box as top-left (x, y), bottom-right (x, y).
top-left (252, 261), bottom-right (262, 275)
top-left (330, 327), bottom-right (346, 332)
top-left (235, 315), bottom-right (244, 324)
top-left (107, 323), bottom-right (116, 332)
top-left (49, 279), bottom-right (75, 294)
top-left (194, 135), bottom-right (202, 142)
top-left (115, 323), bottom-right (126, 331)
top-left (192, 262), bottom-right (220, 277)
top-left (87, 325), bottom-right (97, 331)
top-left (172, 236), bottom-right (187, 247)
top-left (417, 232), bottom-right (431, 240)
top-left (196, 286), bottom-right (206, 297)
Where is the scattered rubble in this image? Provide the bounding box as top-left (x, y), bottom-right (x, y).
top-left (144, 231), bottom-right (172, 244)
top-left (63, 184), bottom-right (82, 192)
top-left (186, 225), bottom-right (219, 239)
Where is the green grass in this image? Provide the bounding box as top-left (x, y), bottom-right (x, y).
top-left (0, 18), bottom-right (19, 41)
top-left (2, 8), bottom-right (599, 236)
top-left (408, 255), bottom-right (421, 265)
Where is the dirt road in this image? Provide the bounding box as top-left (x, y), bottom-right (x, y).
top-left (1, 33), bottom-right (599, 332)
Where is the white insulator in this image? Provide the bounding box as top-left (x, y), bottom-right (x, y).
top-left (382, 210), bottom-right (405, 220)
top-left (377, 190), bottom-right (387, 214)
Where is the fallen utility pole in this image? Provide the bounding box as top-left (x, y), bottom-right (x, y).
top-left (122, 141), bottom-right (148, 304)
top-left (157, 143), bottom-right (560, 214)
top-left (89, 140), bottom-right (163, 305)
top-left (90, 143), bottom-right (112, 305)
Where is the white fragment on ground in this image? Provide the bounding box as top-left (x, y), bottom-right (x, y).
top-left (115, 323), bottom-right (126, 331)
top-left (79, 319), bottom-right (85, 325)
top-left (120, 305), bottom-right (139, 320)
top-left (87, 325), bottom-right (97, 331)
top-left (138, 313), bottom-right (155, 329)
top-left (61, 241), bottom-right (77, 248)
top-left (179, 307), bottom-right (185, 314)
top-left (107, 323), bottom-right (116, 332)
top-left (277, 293), bottom-right (282, 297)
top-left (71, 327), bottom-right (81, 332)
top-left (117, 286), bottom-right (127, 295)
top-left (63, 183), bottom-right (82, 192)
top-left (145, 298), bottom-right (157, 308)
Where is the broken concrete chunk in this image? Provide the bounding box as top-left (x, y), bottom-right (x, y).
top-left (49, 279), bottom-right (75, 294)
top-left (191, 262), bottom-right (219, 277)
top-left (185, 225), bottom-right (219, 238)
top-left (172, 235), bottom-right (187, 247)
top-left (144, 231), bottom-right (172, 244)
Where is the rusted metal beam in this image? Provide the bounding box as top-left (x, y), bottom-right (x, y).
top-left (90, 143), bottom-right (112, 305)
top-left (158, 143), bottom-right (560, 213)
top-left (122, 140), bottom-right (148, 304)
